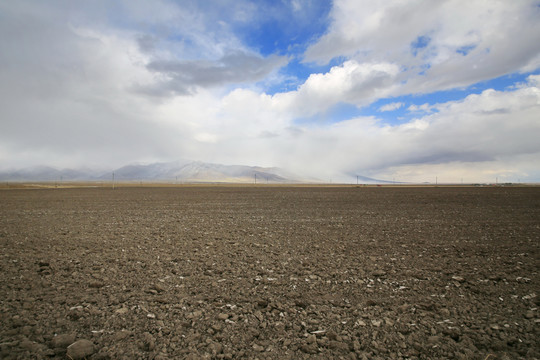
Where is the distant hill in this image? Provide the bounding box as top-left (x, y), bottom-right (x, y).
top-left (0, 161), bottom-right (395, 184)
top-left (353, 174), bottom-right (401, 184)
top-left (103, 161), bottom-right (296, 183)
top-left (0, 161), bottom-right (300, 183)
top-left (0, 165), bottom-right (93, 182)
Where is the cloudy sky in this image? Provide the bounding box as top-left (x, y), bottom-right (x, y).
top-left (1, 0), bottom-right (540, 183)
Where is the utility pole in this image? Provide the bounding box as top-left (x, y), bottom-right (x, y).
top-left (357, 175), bottom-right (359, 185)
top-left (254, 174), bottom-right (257, 184)
top-left (112, 172), bottom-right (115, 190)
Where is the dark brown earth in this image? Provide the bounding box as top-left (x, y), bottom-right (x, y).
top-left (1, 185), bottom-right (539, 359)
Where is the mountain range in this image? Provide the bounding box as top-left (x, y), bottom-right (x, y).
top-left (104, 161), bottom-right (298, 183)
top-left (0, 161), bottom-right (392, 184)
top-left (0, 161), bottom-right (299, 183)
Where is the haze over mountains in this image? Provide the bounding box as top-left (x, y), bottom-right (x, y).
top-left (0, 161), bottom-right (296, 183)
top-left (0, 161), bottom-right (393, 184)
top-left (106, 161), bottom-right (297, 183)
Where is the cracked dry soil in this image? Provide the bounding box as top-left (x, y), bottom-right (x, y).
top-left (1, 186), bottom-right (539, 359)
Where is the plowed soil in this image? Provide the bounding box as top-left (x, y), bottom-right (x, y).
top-left (1, 186), bottom-right (539, 359)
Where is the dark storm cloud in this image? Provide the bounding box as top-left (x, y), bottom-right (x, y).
top-left (137, 34), bottom-right (158, 53)
top-left (143, 50), bottom-right (288, 96)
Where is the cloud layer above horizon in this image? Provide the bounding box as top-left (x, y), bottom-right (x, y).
top-left (1, 0), bottom-right (539, 183)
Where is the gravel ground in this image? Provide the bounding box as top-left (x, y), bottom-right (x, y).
top-left (0, 186), bottom-right (539, 359)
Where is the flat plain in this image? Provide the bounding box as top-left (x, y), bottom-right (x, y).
top-left (0, 186), bottom-right (539, 359)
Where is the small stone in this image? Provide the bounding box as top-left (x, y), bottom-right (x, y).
top-left (440, 308), bottom-right (451, 317)
top-left (365, 299), bottom-right (378, 306)
top-left (147, 313), bottom-right (156, 319)
top-left (257, 299), bottom-right (269, 308)
top-left (283, 339), bottom-right (292, 347)
top-left (398, 304), bottom-right (409, 312)
top-left (307, 334), bottom-right (316, 344)
top-left (428, 336), bottom-right (440, 343)
top-left (525, 311), bottom-right (534, 319)
top-left (451, 276), bottom-right (465, 283)
top-left (217, 313), bottom-right (229, 320)
top-left (209, 342), bottom-right (223, 355)
top-left (112, 330), bottom-right (132, 341)
top-left (327, 331), bottom-right (338, 341)
top-left (371, 319), bottom-right (382, 327)
top-left (42, 348), bottom-right (56, 357)
top-left (115, 307), bottom-right (129, 315)
top-left (89, 280), bottom-right (104, 288)
top-left (142, 332), bottom-right (155, 351)
top-left (51, 333), bottom-right (76, 348)
top-left (328, 340), bottom-right (349, 352)
top-left (254, 310), bottom-right (264, 322)
top-left (373, 270), bottom-right (386, 277)
top-left (151, 283), bottom-right (166, 293)
top-left (252, 344), bottom-right (265, 352)
top-left (355, 319), bottom-right (367, 327)
top-left (66, 339), bottom-right (95, 360)
top-left (300, 343), bottom-right (318, 354)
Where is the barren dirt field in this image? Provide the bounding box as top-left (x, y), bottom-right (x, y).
top-left (1, 186), bottom-right (539, 359)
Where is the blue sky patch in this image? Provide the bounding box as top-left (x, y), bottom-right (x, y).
top-left (234, 1), bottom-right (331, 57)
top-left (456, 44), bottom-right (476, 56)
top-left (411, 35), bottom-right (431, 56)
top-left (343, 71), bottom-right (538, 125)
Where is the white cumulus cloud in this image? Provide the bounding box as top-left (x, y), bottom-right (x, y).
top-left (273, 61), bottom-right (401, 117)
top-left (305, 0), bottom-right (540, 95)
top-left (379, 102), bottom-right (404, 112)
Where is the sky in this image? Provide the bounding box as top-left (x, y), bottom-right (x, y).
top-left (1, 0), bottom-right (540, 183)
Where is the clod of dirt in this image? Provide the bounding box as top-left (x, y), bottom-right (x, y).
top-left (112, 330), bottom-right (133, 341)
top-left (50, 333), bottom-right (76, 349)
top-left (66, 339), bottom-right (95, 359)
top-left (217, 313), bottom-right (229, 320)
top-left (373, 269), bottom-right (387, 277)
top-left (115, 307), bottom-right (129, 315)
top-left (149, 283), bottom-right (166, 293)
top-left (88, 280), bottom-right (105, 288)
top-left (300, 343), bottom-right (318, 354)
top-left (141, 332), bottom-right (156, 351)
